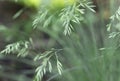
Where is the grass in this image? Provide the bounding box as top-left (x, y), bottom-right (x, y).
top-left (39, 1), bottom-right (120, 81)
top-left (0, 0), bottom-right (120, 81)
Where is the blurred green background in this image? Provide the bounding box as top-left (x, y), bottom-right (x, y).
top-left (0, 0), bottom-right (120, 81)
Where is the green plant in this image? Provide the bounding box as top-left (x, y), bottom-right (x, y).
top-left (107, 6), bottom-right (120, 32)
top-left (33, 0), bottom-right (95, 35)
top-left (43, 5), bottom-right (120, 81)
top-left (1, 0), bottom-right (95, 81)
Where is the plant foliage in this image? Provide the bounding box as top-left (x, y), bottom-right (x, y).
top-left (107, 6), bottom-right (120, 31)
top-left (107, 6), bottom-right (120, 40)
top-left (0, 0), bottom-right (95, 81)
top-left (0, 41), bottom-right (30, 57)
top-left (33, 0), bottom-right (95, 35)
top-left (34, 48), bottom-right (63, 81)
